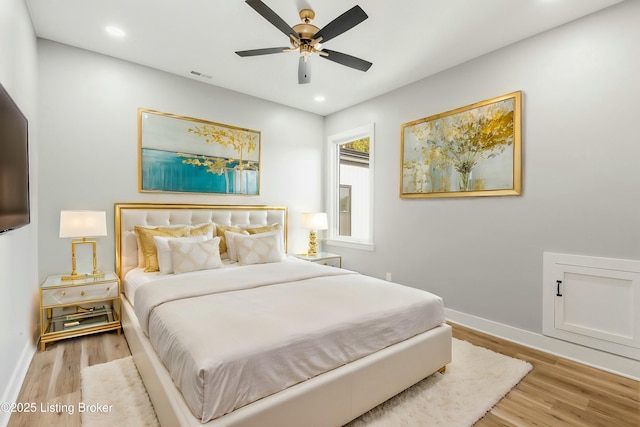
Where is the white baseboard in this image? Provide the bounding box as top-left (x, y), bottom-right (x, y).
top-left (0, 341), bottom-right (36, 427)
top-left (445, 308), bottom-right (640, 381)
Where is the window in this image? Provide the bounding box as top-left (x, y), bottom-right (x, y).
top-left (326, 124), bottom-right (374, 250)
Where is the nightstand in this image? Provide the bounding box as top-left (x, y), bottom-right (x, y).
top-left (39, 272), bottom-right (121, 350)
top-left (296, 252), bottom-right (342, 268)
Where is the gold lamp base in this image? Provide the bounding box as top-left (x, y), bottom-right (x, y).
top-left (307, 230), bottom-right (318, 256)
top-left (61, 238), bottom-right (104, 281)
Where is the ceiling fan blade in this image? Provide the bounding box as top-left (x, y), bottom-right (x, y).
top-left (320, 49), bottom-right (372, 72)
top-left (235, 47), bottom-right (289, 57)
top-left (245, 0), bottom-right (299, 40)
top-left (298, 57), bottom-right (311, 84)
top-left (313, 5), bottom-right (368, 43)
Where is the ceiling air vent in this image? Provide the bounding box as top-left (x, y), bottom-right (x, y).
top-left (190, 70), bottom-right (212, 79)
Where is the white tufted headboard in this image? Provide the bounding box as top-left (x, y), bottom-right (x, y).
top-left (114, 203), bottom-right (288, 280)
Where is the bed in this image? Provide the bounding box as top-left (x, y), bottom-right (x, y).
top-left (115, 202), bottom-right (452, 427)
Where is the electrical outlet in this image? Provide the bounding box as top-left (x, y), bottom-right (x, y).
top-left (385, 272), bottom-right (392, 281)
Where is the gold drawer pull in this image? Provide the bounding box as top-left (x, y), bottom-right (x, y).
top-left (61, 291), bottom-right (66, 296)
top-left (106, 287), bottom-right (111, 291)
top-left (80, 291), bottom-right (85, 296)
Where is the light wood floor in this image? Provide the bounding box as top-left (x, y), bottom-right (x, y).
top-left (8, 324), bottom-right (639, 427)
top-left (7, 333), bottom-right (130, 427)
top-left (453, 323), bottom-right (639, 427)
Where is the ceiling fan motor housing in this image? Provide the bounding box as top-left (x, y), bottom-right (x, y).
top-left (293, 9), bottom-right (319, 41)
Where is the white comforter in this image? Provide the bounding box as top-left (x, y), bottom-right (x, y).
top-left (134, 258), bottom-right (445, 423)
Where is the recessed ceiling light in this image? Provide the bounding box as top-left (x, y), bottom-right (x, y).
top-left (105, 26), bottom-right (126, 38)
top-left (314, 95), bottom-right (325, 102)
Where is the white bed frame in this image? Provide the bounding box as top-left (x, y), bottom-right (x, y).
top-left (115, 203), bottom-right (452, 427)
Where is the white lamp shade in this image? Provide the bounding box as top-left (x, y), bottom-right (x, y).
top-left (301, 212), bottom-right (328, 230)
top-left (59, 210), bottom-right (107, 238)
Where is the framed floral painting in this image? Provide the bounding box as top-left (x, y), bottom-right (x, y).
top-left (138, 109), bottom-right (260, 195)
top-left (400, 91), bottom-right (521, 198)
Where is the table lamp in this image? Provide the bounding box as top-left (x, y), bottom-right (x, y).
top-left (301, 212), bottom-right (328, 256)
top-left (59, 210), bottom-right (107, 281)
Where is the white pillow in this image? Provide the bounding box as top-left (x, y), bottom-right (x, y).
top-left (235, 231), bottom-right (284, 265)
top-left (168, 237), bottom-right (224, 274)
top-left (154, 233), bottom-right (212, 274)
top-left (224, 230), bottom-right (249, 262)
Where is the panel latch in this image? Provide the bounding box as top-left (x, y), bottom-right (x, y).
top-left (556, 280), bottom-right (563, 297)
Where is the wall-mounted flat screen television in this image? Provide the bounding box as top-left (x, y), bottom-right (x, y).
top-left (0, 82), bottom-right (30, 234)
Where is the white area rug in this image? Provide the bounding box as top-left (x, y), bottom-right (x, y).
top-left (346, 338), bottom-right (532, 426)
top-left (80, 356), bottom-right (159, 427)
top-left (80, 338), bottom-right (531, 426)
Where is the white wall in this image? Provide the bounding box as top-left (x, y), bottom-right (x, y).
top-left (37, 40), bottom-right (325, 281)
top-left (0, 0), bottom-right (39, 424)
top-left (325, 2), bottom-right (640, 374)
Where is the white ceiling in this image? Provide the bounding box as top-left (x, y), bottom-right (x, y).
top-left (26, 0), bottom-right (623, 116)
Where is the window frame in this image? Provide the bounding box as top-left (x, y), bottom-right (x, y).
top-left (325, 123), bottom-right (375, 251)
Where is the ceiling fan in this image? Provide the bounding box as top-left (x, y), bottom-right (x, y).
top-left (235, 0), bottom-right (373, 84)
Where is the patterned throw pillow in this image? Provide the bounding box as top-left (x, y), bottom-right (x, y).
top-left (224, 230), bottom-right (249, 262)
top-left (168, 237), bottom-right (223, 274)
top-left (243, 223), bottom-right (284, 254)
top-left (135, 225), bottom-right (189, 272)
top-left (235, 231), bottom-right (284, 265)
top-left (215, 225), bottom-right (244, 257)
top-left (153, 234), bottom-right (212, 274)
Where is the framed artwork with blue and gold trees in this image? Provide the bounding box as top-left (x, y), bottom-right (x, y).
top-left (138, 109), bottom-right (260, 195)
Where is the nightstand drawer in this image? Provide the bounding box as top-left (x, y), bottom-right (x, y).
top-left (295, 252), bottom-right (342, 268)
top-left (42, 282), bottom-right (118, 307)
top-left (317, 257), bottom-right (341, 268)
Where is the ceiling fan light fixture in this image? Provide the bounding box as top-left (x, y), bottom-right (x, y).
top-left (300, 43), bottom-right (314, 59)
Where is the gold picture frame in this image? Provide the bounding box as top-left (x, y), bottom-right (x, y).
top-left (138, 109), bottom-right (261, 195)
top-left (400, 91), bottom-right (521, 198)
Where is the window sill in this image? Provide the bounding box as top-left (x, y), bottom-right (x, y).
top-left (325, 239), bottom-right (375, 252)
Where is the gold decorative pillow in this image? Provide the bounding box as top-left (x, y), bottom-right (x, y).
top-left (244, 224), bottom-right (280, 234)
top-left (215, 225), bottom-right (244, 257)
top-left (135, 225), bottom-right (189, 272)
top-left (189, 223), bottom-right (215, 237)
top-left (168, 237), bottom-right (223, 274)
